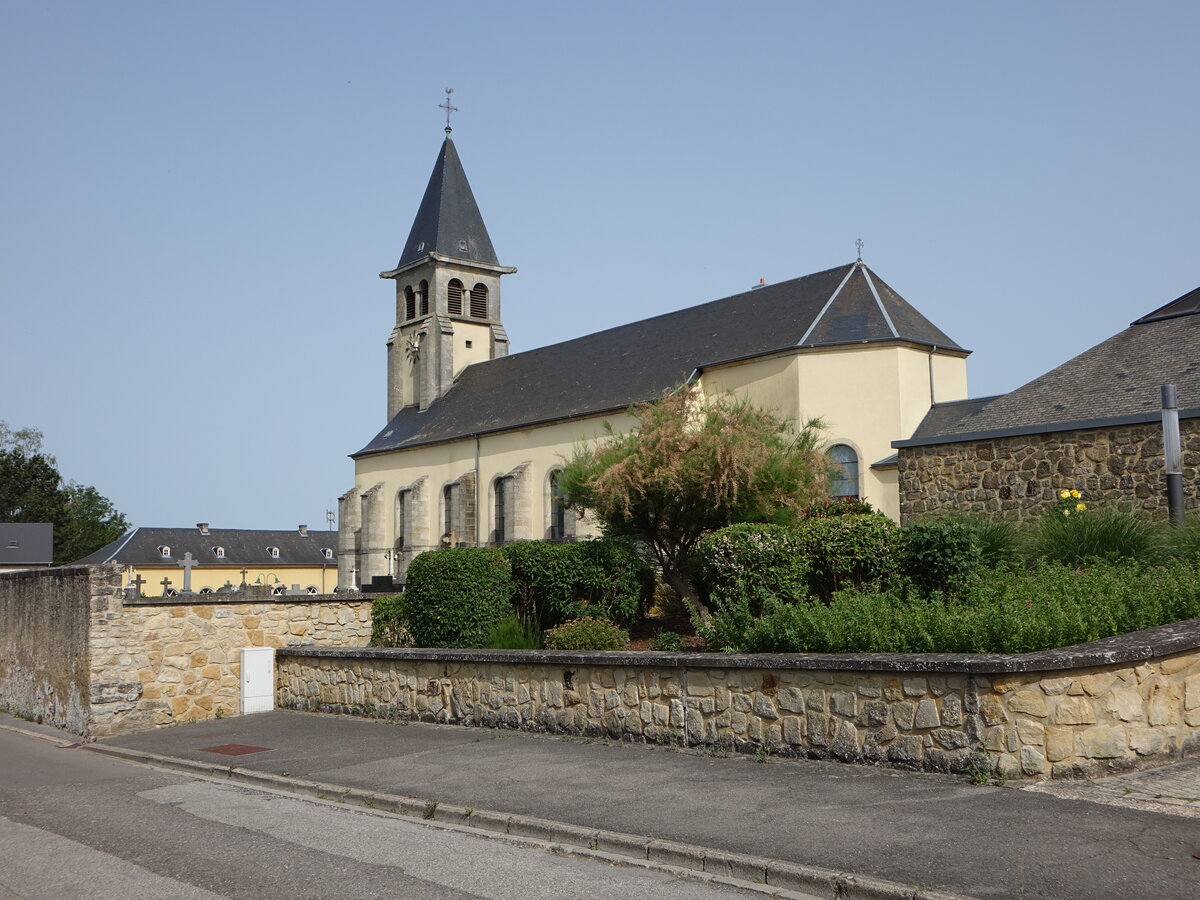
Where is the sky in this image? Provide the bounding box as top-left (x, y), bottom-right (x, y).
top-left (2, 1), bottom-right (1197, 533)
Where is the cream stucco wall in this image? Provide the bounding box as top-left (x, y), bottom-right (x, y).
top-left (346, 411), bottom-right (636, 586)
top-left (346, 341), bottom-right (967, 586)
top-left (700, 343), bottom-right (967, 520)
top-left (117, 563), bottom-right (339, 597)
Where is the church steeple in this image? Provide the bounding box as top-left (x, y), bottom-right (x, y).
top-left (395, 137), bottom-right (499, 269)
top-left (380, 132), bottom-right (516, 419)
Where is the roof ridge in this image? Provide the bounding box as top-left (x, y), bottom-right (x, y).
top-left (860, 265), bottom-right (899, 339)
top-left (434, 264), bottom-right (858, 381)
top-left (797, 264), bottom-right (858, 346)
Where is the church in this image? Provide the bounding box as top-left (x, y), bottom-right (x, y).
top-left (337, 132), bottom-right (969, 589)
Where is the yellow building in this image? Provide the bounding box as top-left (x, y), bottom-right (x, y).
top-left (339, 133), bottom-right (968, 588)
top-left (76, 524), bottom-right (339, 596)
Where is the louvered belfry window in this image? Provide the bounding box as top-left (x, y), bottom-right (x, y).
top-left (470, 283), bottom-right (488, 319)
top-left (447, 279), bottom-right (464, 315)
top-left (419, 280), bottom-right (430, 316)
top-left (404, 286), bottom-right (416, 320)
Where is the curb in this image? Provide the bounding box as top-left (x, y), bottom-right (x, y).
top-left (0, 719), bottom-right (83, 749)
top-left (84, 742), bottom-right (975, 900)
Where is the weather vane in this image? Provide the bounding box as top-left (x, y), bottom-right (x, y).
top-left (439, 87), bottom-right (458, 135)
top-left (855, 238), bottom-right (864, 261)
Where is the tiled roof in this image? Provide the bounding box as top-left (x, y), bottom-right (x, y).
top-left (72, 527), bottom-right (338, 567)
top-left (899, 285), bottom-right (1200, 446)
top-left (356, 261), bottom-right (964, 456)
top-left (0, 523), bottom-right (53, 565)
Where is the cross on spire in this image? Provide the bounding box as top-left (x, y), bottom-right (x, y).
top-left (439, 87), bottom-right (458, 135)
top-left (855, 238), bottom-right (864, 262)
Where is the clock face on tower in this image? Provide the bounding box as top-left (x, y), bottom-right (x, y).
top-left (405, 335), bottom-right (421, 361)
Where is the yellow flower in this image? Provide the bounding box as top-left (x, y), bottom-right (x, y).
top-left (1059, 489), bottom-right (1071, 499)
top-left (1076, 502), bottom-right (1087, 512)
top-left (1071, 490), bottom-right (1081, 500)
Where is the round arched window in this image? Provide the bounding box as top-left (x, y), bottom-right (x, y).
top-left (827, 444), bottom-right (859, 498)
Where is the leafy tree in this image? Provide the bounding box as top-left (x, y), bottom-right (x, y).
top-left (0, 421), bottom-right (129, 564)
top-left (558, 387), bottom-right (829, 608)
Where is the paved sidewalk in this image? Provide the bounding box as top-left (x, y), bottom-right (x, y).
top-left (51, 711), bottom-right (1200, 899)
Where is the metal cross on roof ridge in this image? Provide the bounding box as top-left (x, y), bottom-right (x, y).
top-left (856, 238), bottom-right (864, 261)
top-left (439, 87), bottom-right (458, 135)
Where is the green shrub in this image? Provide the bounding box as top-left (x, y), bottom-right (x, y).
top-left (483, 614), bottom-right (542, 650)
top-left (501, 538), bottom-right (652, 629)
top-left (797, 513), bottom-right (898, 600)
top-left (800, 497), bottom-right (876, 517)
top-left (403, 547), bottom-right (513, 648)
top-left (502, 540), bottom-right (577, 631)
top-left (571, 538), bottom-right (654, 627)
top-left (1166, 518), bottom-right (1200, 561)
top-left (693, 523), bottom-right (808, 615)
top-left (543, 617), bottom-right (629, 651)
top-left (1027, 509), bottom-right (1166, 566)
top-left (370, 594), bottom-right (411, 646)
top-left (650, 630), bottom-right (683, 652)
top-left (945, 514), bottom-right (1022, 569)
top-left (693, 560), bottom-right (1200, 654)
top-left (898, 520), bottom-right (983, 596)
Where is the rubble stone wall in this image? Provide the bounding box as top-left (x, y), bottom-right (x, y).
top-left (0, 566), bottom-right (96, 734)
top-left (897, 418), bottom-right (1200, 523)
top-left (1, 563), bottom-right (373, 738)
top-left (277, 623), bottom-right (1200, 780)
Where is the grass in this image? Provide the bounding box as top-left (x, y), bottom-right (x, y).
top-left (482, 615), bottom-right (542, 650)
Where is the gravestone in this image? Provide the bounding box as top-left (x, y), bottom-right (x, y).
top-left (176, 551), bottom-right (200, 595)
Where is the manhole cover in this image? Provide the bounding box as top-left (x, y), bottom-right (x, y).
top-left (199, 743), bottom-right (272, 756)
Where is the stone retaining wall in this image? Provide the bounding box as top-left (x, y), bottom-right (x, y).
top-left (897, 418), bottom-right (1200, 522)
top-left (0, 564), bottom-right (373, 737)
top-left (277, 619), bottom-right (1200, 779)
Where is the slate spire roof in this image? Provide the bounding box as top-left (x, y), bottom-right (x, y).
top-left (393, 137), bottom-right (499, 270)
top-left (356, 261), bottom-right (964, 457)
top-left (898, 282), bottom-right (1200, 447)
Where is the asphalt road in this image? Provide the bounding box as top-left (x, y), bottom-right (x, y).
top-left (0, 727), bottom-right (793, 900)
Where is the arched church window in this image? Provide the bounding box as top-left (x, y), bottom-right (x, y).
top-left (419, 280), bottom-right (430, 316)
top-left (404, 286), bottom-right (416, 320)
top-left (395, 489), bottom-right (409, 551)
top-left (493, 476), bottom-right (509, 544)
top-left (827, 444), bottom-right (860, 498)
top-left (442, 483), bottom-right (455, 544)
top-left (470, 283), bottom-right (488, 319)
top-left (447, 279), bottom-right (464, 316)
top-left (548, 470), bottom-right (569, 541)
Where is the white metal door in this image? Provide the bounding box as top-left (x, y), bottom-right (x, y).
top-left (241, 647), bottom-right (275, 714)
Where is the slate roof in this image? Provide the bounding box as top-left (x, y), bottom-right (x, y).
top-left (73, 527), bottom-right (338, 567)
top-left (897, 284), bottom-right (1200, 447)
top-left (392, 137), bottom-right (499, 269)
top-left (0, 523), bottom-right (53, 566)
top-left (357, 261), bottom-right (965, 457)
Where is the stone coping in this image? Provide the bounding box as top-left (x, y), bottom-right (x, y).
top-left (122, 592), bottom-right (366, 607)
top-left (277, 617), bottom-right (1200, 675)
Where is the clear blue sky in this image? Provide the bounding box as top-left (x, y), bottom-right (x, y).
top-left (3, 1), bottom-right (1197, 532)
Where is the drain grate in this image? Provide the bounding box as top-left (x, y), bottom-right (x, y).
top-left (199, 743), bottom-right (272, 756)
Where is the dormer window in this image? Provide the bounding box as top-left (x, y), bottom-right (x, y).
top-left (158, 545), bottom-right (171, 558)
top-left (321, 548), bottom-right (333, 560)
top-left (212, 546), bottom-right (225, 559)
top-left (267, 546), bottom-right (280, 559)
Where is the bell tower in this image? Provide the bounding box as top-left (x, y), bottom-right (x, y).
top-left (380, 130), bottom-right (516, 418)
